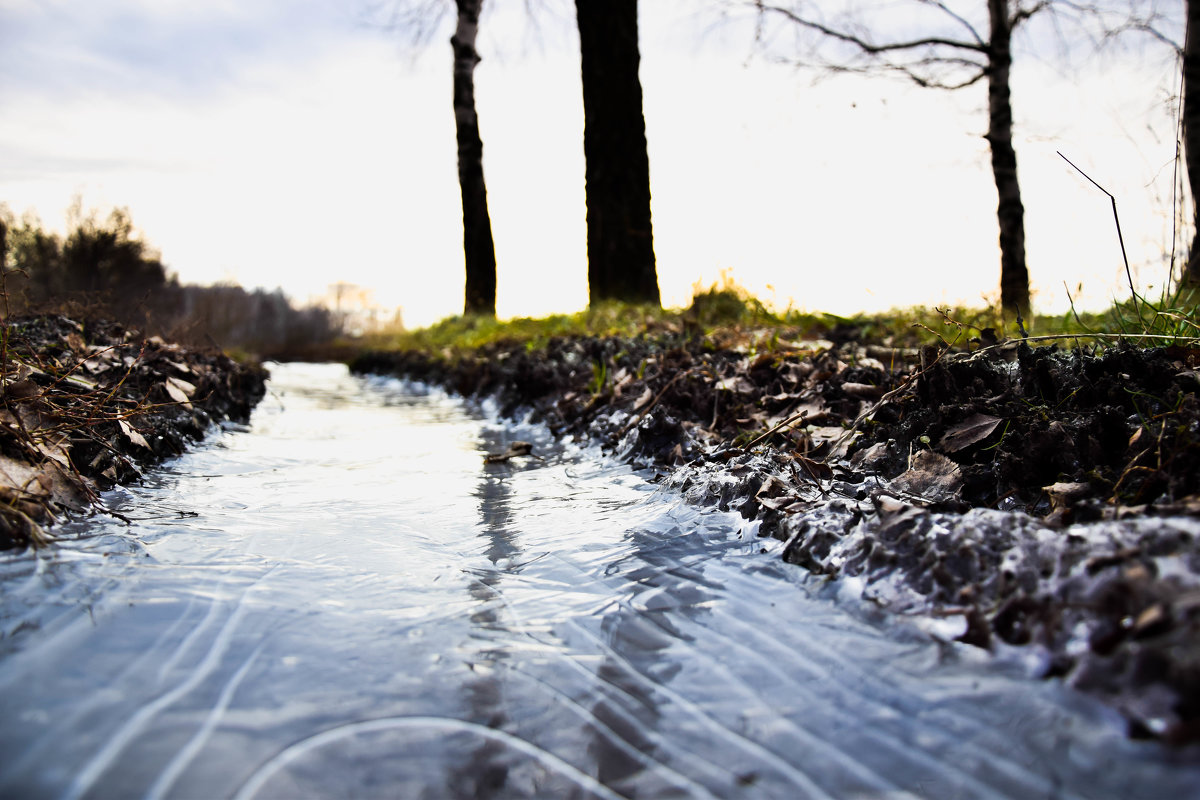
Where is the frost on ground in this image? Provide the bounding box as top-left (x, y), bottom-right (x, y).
top-left (354, 326), bottom-right (1200, 742)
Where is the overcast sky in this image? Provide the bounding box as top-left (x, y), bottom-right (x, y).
top-left (0, 0), bottom-right (1186, 327)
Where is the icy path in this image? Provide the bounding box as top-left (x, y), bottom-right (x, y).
top-left (0, 363), bottom-right (1194, 799)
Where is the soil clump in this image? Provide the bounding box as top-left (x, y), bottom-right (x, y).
top-left (352, 324), bottom-right (1200, 744)
top-left (0, 314), bottom-right (268, 549)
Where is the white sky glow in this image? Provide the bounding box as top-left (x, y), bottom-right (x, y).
top-left (0, 0), bottom-right (1186, 328)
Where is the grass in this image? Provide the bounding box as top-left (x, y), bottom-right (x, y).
top-left (352, 274), bottom-right (1200, 359)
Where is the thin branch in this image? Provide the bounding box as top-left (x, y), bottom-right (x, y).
top-left (920, 0), bottom-right (986, 47)
top-left (1058, 151), bottom-right (1141, 322)
top-left (754, 2), bottom-right (988, 55)
top-left (1011, 0), bottom-right (1055, 30)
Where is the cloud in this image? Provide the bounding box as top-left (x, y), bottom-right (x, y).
top-left (0, 0), bottom-right (362, 101)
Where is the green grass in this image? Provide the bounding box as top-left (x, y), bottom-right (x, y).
top-left (356, 303), bottom-right (672, 355)
top-left (1106, 282), bottom-right (1200, 344)
top-left (353, 278), bottom-right (1200, 358)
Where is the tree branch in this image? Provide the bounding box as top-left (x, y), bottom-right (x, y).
top-left (1011, 1), bottom-right (1055, 29)
top-left (919, 0), bottom-right (986, 47)
top-left (753, 2), bottom-right (988, 55)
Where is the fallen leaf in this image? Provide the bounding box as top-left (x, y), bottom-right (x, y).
top-left (893, 450), bottom-right (963, 499)
top-left (3, 379), bottom-right (39, 400)
top-left (765, 400), bottom-right (827, 427)
top-left (792, 454), bottom-right (832, 482)
top-left (484, 441), bottom-right (538, 464)
top-left (841, 382), bottom-right (885, 400)
top-left (162, 381), bottom-right (193, 409)
top-left (65, 332), bottom-right (87, 354)
top-left (1043, 481), bottom-right (1091, 509)
top-left (755, 475), bottom-right (798, 512)
top-left (118, 419), bottom-right (152, 450)
top-left (937, 413), bottom-right (1003, 453)
top-left (1132, 604), bottom-right (1170, 638)
top-left (715, 376), bottom-right (755, 394)
top-left (166, 376), bottom-right (197, 397)
top-left (750, 352), bottom-right (774, 371)
top-left (849, 441), bottom-right (891, 470)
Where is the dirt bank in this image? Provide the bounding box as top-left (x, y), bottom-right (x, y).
top-left (352, 327), bottom-right (1200, 744)
top-left (0, 315), bottom-right (268, 549)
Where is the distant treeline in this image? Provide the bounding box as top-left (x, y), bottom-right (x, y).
top-left (0, 206), bottom-right (340, 361)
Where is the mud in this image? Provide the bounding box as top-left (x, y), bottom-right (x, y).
top-left (352, 328), bottom-right (1200, 743)
top-left (0, 314), bottom-right (268, 548)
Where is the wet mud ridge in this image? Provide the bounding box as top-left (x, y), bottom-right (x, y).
top-left (353, 331), bottom-right (1200, 744)
top-left (0, 315), bottom-right (267, 549)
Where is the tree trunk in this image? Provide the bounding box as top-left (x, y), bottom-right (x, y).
top-left (575, 0), bottom-right (660, 307)
top-left (987, 0), bottom-right (1030, 316)
top-left (1185, 0), bottom-right (1200, 285)
top-left (452, 0), bottom-right (497, 316)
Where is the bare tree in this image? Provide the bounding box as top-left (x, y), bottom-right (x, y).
top-left (369, 0), bottom-right (498, 316)
top-left (749, 1), bottom-right (1080, 315)
top-left (1185, 0), bottom-right (1200, 284)
top-left (1080, 1), bottom-right (1189, 285)
top-left (452, 0), bottom-right (498, 315)
top-left (575, 0), bottom-right (661, 307)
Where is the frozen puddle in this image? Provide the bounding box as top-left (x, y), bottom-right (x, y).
top-left (0, 363), bottom-right (1195, 798)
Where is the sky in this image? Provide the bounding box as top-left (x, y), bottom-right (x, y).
top-left (0, 0), bottom-right (1187, 328)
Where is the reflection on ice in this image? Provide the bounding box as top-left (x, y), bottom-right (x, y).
top-left (0, 363), bottom-right (1196, 799)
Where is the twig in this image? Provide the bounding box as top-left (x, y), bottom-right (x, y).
top-left (618, 370), bottom-right (688, 436)
top-left (744, 407), bottom-right (810, 451)
top-left (1057, 151), bottom-right (1140, 323)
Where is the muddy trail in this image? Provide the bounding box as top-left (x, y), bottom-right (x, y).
top-left (352, 327), bottom-right (1200, 745)
top-left (0, 315), bottom-right (268, 549)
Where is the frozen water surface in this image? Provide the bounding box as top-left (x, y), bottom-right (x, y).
top-left (0, 363), bottom-right (1196, 799)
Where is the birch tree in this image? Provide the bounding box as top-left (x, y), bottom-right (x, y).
top-left (371, 0), bottom-right (498, 316)
top-left (451, 0), bottom-right (498, 315)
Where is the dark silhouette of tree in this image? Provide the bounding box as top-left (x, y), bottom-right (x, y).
top-left (1186, 0), bottom-right (1200, 284)
top-left (2, 205), bottom-right (342, 358)
top-left (752, 0), bottom-right (1051, 314)
top-left (368, 0), bottom-right (499, 316)
top-left (1077, 2), bottom-right (1187, 284)
top-left (62, 208), bottom-right (167, 300)
top-left (575, 0), bottom-right (660, 307)
top-left (6, 215), bottom-right (64, 304)
top-left (452, 0), bottom-right (498, 315)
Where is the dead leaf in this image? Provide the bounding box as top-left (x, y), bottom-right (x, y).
top-left (3, 379), bottom-right (39, 400)
top-left (841, 382), bottom-right (885, 400)
top-left (162, 381), bottom-right (193, 409)
top-left (849, 441), bottom-right (891, 470)
top-left (166, 376), bottom-right (197, 397)
top-left (792, 454), bottom-right (832, 482)
top-left (765, 400), bottom-right (827, 427)
top-left (484, 441), bottom-right (539, 464)
top-left (118, 419), bottom-right (152, 450)
top-left (755, 475), bottom-right (798, 512)
top-left (750, 352), bottom-right (774, 371)
top-left (715, 376), bottom-right (755, 394)
top-left (1132, 604), bottom-right (1170, 638)
top-left (34, 434), bottom-right (71, 467)
top-left (893, 450), bottom-right (963, 499)
top-left (632, 387), bottom-right (654, 411)
top-left (937, 413), bottom-right (1003, 453)
top-left (63, 332), bottom-right (87, 353)
top-left (1044, 481), bottom-right (1091, 509)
